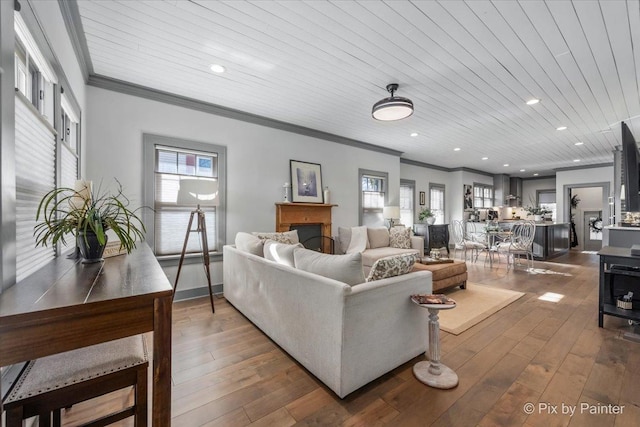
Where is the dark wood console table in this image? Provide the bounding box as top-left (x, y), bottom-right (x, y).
top-left (413, 224), bottom-right (450, 255)
top-left (0, 244), bottom-right (173, 425)
top-left (598, 246), bottom-right (640, 327)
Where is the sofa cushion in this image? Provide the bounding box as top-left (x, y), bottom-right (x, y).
top-left (390, 227), bottom-right (411, 249)
top-left (263, 240), bottom-right (304, 267)
top-left (235, 232), bottom-right (264, 256)
top-left (346, 226), bottom-right (368, 254)
top-left (367, 227), bottom-right (390, 249)
top-left (294, 248), bottom-right (365, 286)
top-left (252, 230), bottom-right (299, 244)
top-left (366, 253), bottom-right (418, 282)
top-left (361, 247), bottom-right (420, 267)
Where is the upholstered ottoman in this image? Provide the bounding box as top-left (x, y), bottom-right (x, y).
top-left (412, 260), bottom-right (467, 292)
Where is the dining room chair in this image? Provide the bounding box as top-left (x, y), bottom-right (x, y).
top-left (451, 220), bottom-right (485, 262)
top-left (497, 221), bottom-right (536, 270)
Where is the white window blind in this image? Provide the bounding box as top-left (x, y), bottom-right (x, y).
top-left (400, 184), bottom-right (414, 227)
top-left (15, 94), bottom-right (56, 281)
top-left (430, 186), bottom-right (445, 225)
top-left (154, 148), bottom-right (219, 256)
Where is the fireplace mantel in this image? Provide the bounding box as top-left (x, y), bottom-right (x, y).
top-left (275, 203), bottom-right (337, 250)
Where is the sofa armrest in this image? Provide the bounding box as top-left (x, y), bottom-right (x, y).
top-left (411, 236), bottom-right (424, 257)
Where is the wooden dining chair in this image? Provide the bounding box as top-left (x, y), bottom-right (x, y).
top-left (3, 335), bottom-right (148, 427)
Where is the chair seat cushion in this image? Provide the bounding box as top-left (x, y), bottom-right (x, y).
top-left (5, 335), bottom-right (147, 403)
top-left (464, 240), bottom-right (486, 249)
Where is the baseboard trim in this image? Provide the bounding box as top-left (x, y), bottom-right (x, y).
top-left (173, 283), bottom-right (223, 302)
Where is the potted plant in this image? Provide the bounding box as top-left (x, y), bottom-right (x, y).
top-left (524, 205), bottom-right (551, 222)
top-left (418, 207), bottom-right (436, 225)
top-left (34, 180), bottom-right (146, 263)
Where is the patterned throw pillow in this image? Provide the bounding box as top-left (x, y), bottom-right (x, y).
top-left (366, 253), bottom-right (418, 282)
top-left (389, 227), bottom-right (411, 249)
top-left (252, 230), bottom-right (299, 245)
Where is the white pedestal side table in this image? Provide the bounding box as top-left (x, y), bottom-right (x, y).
top-left (412, 301), bottom-right (459, 389)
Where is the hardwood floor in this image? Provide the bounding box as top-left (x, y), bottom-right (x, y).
top-left (61, 251), bottom-right (640, 426)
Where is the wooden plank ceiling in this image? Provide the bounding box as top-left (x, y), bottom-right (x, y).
top-left (75, 0), bottom-right (640, 177)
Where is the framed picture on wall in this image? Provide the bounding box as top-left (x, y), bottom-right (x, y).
top-left (419, 191), bottom-right (426, 206)
top-left (464, 184), bottom-right (473, 209)
top-left (290, 160), bottom-right (324, 203)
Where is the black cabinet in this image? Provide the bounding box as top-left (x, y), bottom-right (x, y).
top-left (413, 224), bottom-right (450, 255)
top-left (598, 246), bottom-right (640, 327)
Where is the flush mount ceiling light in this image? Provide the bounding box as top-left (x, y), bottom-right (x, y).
top-left (372, 83), bottom-right (414, 121)
top-left (410, 132), bottom-right (419, 137)
top-left (526, 98), bottom-right (540, 105)
top-left (556, 126), bottom-right (567, 131)
top-left (210, 64), bottom-right (226, 74)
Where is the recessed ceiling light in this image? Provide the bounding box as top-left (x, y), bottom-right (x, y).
top-left (520, 169), bottom-right (526, 172)
top-left (482, 157), bottom-right (488, 160)
top-left (573, 159), bottom-right (580, 162)
top-left (210, 64), bottom-right (226, 73)
top-left (454, 148), bottom-right (461, 151)
top-left (533, 173), bottom-right (539, 176)
top-left (557, 126), bottom-right (567, 131)
top-left (504, 164), bottom-right (509, 167)
top-left (526, 99), bottom-right (540, 105)
top-left (575, 142), bottom-right (584, 146)
top-left (410, 132), bottom-right (418, 137)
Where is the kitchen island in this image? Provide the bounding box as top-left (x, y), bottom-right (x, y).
top-left (468, 220), bottom-right (570, 261)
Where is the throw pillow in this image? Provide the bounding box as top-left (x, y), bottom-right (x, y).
top-left (338, 226), bottom-right (352, 254)
top-left (235, 232), bottom-right (264, 256)
top-left (346, 226), bottom-right (368, 254)
top-left (367, 227), bottom-right (390, 249)
top-left (252, 230), bottom-right (299, 244)
top-left (294, 248), bottom-right (365, 286)
top-left (263, 240), bottom-right (303, 267)
top-left (366, 253), bottom-right (418, 282)
top-left (390, 227), bottom-right (411, 249)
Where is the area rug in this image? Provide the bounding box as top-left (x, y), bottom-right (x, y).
top-left (437, 284), bottom-right (525, 335)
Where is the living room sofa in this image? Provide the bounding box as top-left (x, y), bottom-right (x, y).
top-left (223, 236), bottom-right (433, 398)
top-left (337, 226), bottom-right (424, 273)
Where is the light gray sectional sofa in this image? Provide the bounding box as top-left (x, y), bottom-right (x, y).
top-left (223, 232), bottom-right (433, 398)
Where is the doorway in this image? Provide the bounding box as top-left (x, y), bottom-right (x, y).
top-left (565, 184), bottom-right (607, 252)
top-left (583, 210), bottom-right (603, 252)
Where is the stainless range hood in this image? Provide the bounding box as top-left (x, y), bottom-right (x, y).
top-left (493, 174), bottom-right (522, 206)
top-left (508, 177), bottom-right (523, 207)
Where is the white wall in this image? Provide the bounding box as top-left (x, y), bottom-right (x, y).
top-left (556, 166), bottom-right (614, 223)
top-left (400, 163), bottom-right (451, 223)
top-left (86, 86), bottom-right (400, 293)
top-left (522, 177), bottom-right (556, 208)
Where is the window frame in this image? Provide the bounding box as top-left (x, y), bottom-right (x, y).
top-left (473, 182), bottom-right (494, 208)
top-left (400, 179), bottom-right (415, 228)
top-left (358, 168), bottom-right (388, 227)
top-left (143, 134), bottom-right (226, 261)
top-left (429, 183), bottom-right (446, 224)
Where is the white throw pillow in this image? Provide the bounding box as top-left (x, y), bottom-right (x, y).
top-left (338, 226), bottom-right (352, 254)
top-left (263, 240), bottom-right (303, 267)
top-left (346, 226), bottom-right (368, 254)
top-left (235, 232), bottom-right (264, 256)
top-left (294, 248), bottom-right (365, 286)
top-left (252, 230), bottom-right (299, 244)
top-left (390, 227), bottom-right (411, 249)
top-left (366, 253), bottom-right (418, 282)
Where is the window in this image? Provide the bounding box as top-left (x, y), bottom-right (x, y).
top-left (473, 183), bottom-right (494, 208)
top-left (538, 190), bottom-right (557, 221)
top-left (399, 180), bottom-right (415, 227)
top-left (359, 169), bottom-right (388, 227)
top-left (144, 135), bottom-right (226, 258)
top-left (429, 184), bottom-right (445, 224)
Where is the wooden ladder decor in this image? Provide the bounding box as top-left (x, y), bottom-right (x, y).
top-left (173, 205), bottom-right (215, 313)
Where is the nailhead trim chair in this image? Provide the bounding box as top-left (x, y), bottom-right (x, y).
top-left (3, 335), bottom-right (148, 427)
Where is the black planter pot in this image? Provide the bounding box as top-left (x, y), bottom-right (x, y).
top-left (77, 230), bottom-right (107, 263)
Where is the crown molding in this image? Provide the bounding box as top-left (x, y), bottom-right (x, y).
top-left (554, 162), bottom-right (613, 172)
top-left (57, 0), bottom-right (92, 82)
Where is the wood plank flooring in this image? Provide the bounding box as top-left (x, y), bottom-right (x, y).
top-left (60, 251), bottom-right (640, 426)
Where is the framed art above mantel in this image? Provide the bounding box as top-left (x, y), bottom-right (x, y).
top-left (290, 160), bottom-right (323, 203)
